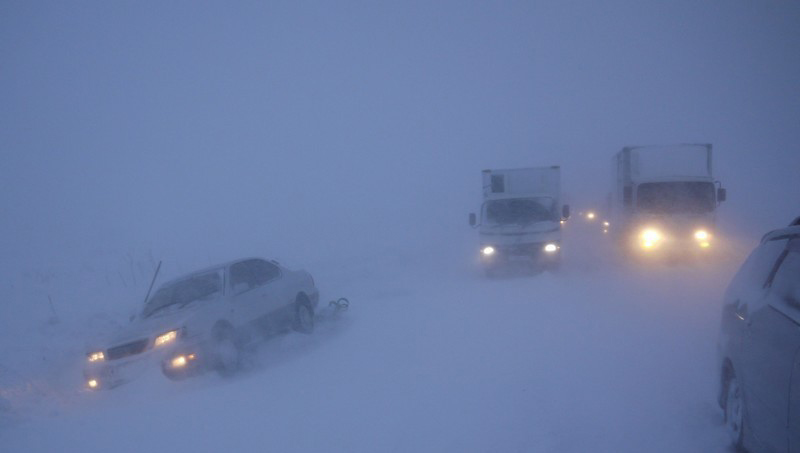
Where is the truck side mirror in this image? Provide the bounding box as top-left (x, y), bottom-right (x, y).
top-left (469, 213), bottom-right (476, 226)
top-left (717, 187), bottom-right (727, 203)
top-left (562, 205), bottom-right (570, 220)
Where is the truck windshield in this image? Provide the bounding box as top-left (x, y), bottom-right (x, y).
top-left (636, 182), bottom-right (715, 214)
top-left (484, 197), bottom-right (555, 226)
top-left (142, 271), bottom-right (222, 318)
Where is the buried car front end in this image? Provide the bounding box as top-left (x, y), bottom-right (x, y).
top-left (83, 323), bottom-right (214, 389)
top-left (83, 327), bottom-right (184, 389)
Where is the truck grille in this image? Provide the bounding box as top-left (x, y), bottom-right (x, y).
top-left (106, 339), bottom-right (149, 360)
top-left (499, 243), bottom-right (542, 256)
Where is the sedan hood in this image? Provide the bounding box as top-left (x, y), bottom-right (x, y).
top-left (88, 305), bottom-right (195, 351)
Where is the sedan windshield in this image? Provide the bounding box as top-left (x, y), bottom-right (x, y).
top-left (484, 197), bottom-right (555, 226)
top-left (142, 271), bottom-right (222, 318)
top-left (637, 182), bottom-right (715, 214)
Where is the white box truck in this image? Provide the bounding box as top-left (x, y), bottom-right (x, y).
top-left (469, 166), bottom-right (570, 273)
top-left (609, 144), bottom-right (726, 255)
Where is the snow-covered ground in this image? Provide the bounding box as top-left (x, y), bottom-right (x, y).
top-left (0, 223), bottom-right (747, 452)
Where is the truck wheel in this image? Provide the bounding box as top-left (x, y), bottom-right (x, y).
top-left (293, 300), bottom-right (314, 334)
top-left (545, 257), bottom-right (562, 272)
top-left (484, 264), bottom-right (499, 278)
top-left (723, 368), bottom-right (745, 449)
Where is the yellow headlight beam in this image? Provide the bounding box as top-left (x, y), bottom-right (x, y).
top-left (171, 355), bottom-right (187, 368)
top-left (154, 330), bottom-right (178, 347)
top-left (87, 351), bottom-right (105, 362)
top-left (640, 228), bottom-right (662, 249)
top-left (87, 379), bottom-right (99, 389)
top-left (641, 229), bottom-right (661, 242)
top-left (170, 353), bottom-right (197, 369)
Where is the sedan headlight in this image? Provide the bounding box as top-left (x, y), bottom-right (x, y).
top-left (481, 246), bottom-right (496, 256)
top-left (154, 330), bottom-right (178, 347)
top-left (87, 351), bottom-right (105, 363)
top-left (543, 243), bottom-right (559, 253)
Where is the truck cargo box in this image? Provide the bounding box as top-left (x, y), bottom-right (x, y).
top-left (482, 166), bottom-right (561, 199)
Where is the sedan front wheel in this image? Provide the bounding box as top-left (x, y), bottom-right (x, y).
top-left (724, 369), bottom-right (745, 449)
top-left (212, 331), bottom-right (240, 377)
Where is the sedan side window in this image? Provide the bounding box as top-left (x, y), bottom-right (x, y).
top-left (230, 261), bottom-right (257, 292)
top-left (250, 259), bottom-right (281, 286)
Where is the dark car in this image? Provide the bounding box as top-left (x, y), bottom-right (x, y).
top-left (717, 222), bottom-right (800, 452)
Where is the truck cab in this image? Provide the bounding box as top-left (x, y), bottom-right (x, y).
top-left (610, 144), bottom-right (726, 256)
top-left (469, 166), bottom-right (569, 273)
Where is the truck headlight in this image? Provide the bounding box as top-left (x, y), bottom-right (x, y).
top-left (543, 243), bottom-right (559, 253)
top-left (693, 230), bottom-right (711, 248)
top-left (154, 330), bottom-right (178, 347)
top-left (640, 228), bottom-right (662, 248)
top-left (87, 351), bottom-right (105, 363)
top-left (481, 246), bottom-right (496, 256)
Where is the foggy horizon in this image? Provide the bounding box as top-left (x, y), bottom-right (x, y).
top-left (2, 1), bottom-right (798, 270)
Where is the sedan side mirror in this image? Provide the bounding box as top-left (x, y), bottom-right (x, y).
top-left (469, 213), bottom-right (476, 227)
top-left (717, 187), bottom-right (727, 203)
top-left (562, 205), bottom-right (570, 220)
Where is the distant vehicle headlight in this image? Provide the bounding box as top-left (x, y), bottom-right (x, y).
top-left (694, 230), bottom-right (709, 241)
top-left (586, 212), bottom-right (596, 220)
top-left (87, 378), bottom-right (99, 389)
top-left (481, 246), bottom-right (496, 256)
top-left (543, 243), bottom-right (559, 253)
top-left (154, 330), bottom-right (178, 347)
top-left (87, 351), bottom-right (105, 362)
